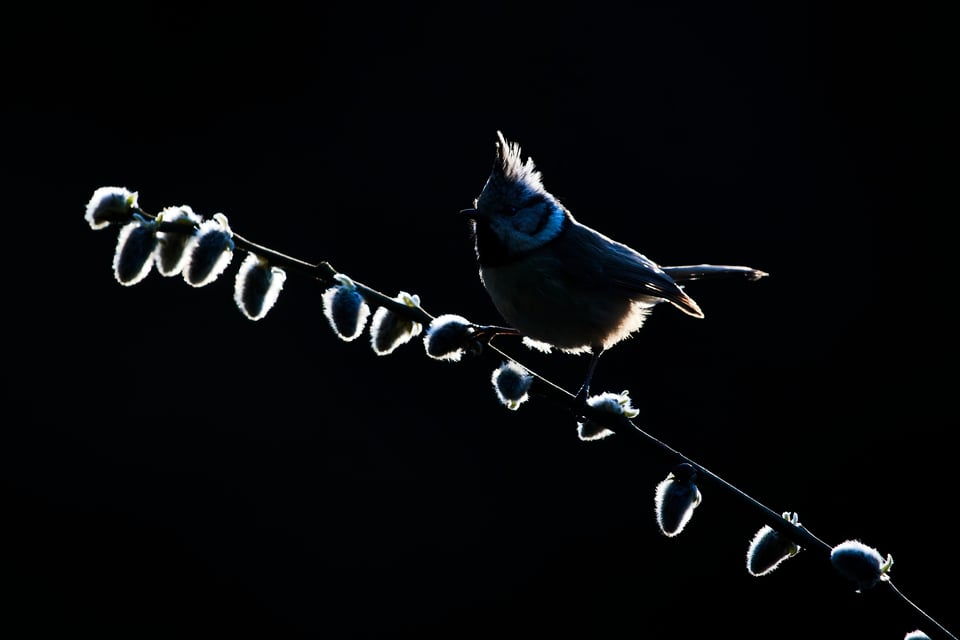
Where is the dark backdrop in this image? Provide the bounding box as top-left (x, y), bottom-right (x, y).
top-left (3, 3), bottom-right (946, 638)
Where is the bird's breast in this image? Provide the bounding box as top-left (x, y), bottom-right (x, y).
top-left (480, 251), bottom-right (651, 352)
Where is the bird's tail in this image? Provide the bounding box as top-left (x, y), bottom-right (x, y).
top-left (663, 264), bottom-right (769, 282)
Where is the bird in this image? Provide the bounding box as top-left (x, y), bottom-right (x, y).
top-left (460, 131), bottom-right (767, 411)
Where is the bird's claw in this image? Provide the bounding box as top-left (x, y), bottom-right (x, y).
top-left (572, 383), bottom-right (590, 418)
top-left (470, 324), bottom-right (521, 345)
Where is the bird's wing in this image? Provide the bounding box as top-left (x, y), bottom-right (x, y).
top-left (607, 254), bottom-right (705, 318)
top-left (553, 221), bottom-right (705, 318)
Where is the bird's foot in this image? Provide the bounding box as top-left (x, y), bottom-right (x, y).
top-left (572, 348), bottom-right (602, 418)
top-left (471, 324), bottom-right (521, 345)
top-left (573, 383), bottom-right (590, 418)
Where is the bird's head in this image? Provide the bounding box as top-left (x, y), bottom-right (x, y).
top-left (461, 131), bottom-right (568, 261)
top-left (477, 131), bottom-right (546, 212)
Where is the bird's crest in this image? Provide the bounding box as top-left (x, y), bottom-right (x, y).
top-left (493, 131), bottom-right (545, 195)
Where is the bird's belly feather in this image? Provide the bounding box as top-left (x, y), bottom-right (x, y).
top-left (480, 254), bottom-right (654, 352)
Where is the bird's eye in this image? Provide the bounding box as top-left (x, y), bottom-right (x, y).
top-left (505, 205), bottom-right (519, 216)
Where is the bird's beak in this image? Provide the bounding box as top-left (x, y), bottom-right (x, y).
top-left (460, 207), bottom-right (478, 219)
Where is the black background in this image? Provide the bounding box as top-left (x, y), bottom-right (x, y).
top-left (3, 3), bottom-right (948, 639)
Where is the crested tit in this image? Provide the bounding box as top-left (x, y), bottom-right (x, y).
top-left (461, 131), bottom-right (767, 409)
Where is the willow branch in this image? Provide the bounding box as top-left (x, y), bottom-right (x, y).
top-left (116, 205), bottom-right (955, 640)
